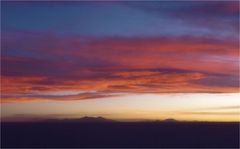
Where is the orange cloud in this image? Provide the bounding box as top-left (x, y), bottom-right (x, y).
top-left (1, 70), bottom-right (238, 103)
top-left (1, 31), bottom-right (239, 103)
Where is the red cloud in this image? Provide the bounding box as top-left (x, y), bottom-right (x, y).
top-left (1, 31), bottom-right (239, 103)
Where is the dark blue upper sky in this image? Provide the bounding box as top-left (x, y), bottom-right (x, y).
top-left (2, 1), bottom-right (238, 37)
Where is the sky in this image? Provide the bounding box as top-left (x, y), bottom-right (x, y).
top-left (1, 1), bottom-right (240, 122)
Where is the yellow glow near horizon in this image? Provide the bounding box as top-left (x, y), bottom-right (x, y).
top-left (1, 93), bottom-right (240, 122)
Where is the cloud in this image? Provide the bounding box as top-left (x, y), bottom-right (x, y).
top-left (192, 74), bottom-right (239, 88)
top-left (1, 90), bottom-right (125, 103)
top-left (198, 105), bottom-right (240, 111)
top-left (2, 31), bottom-right (238, 73)
top-left (1, 30), bottom-right (239, 103)
top-left (180, 111), bottom-right (239, 116)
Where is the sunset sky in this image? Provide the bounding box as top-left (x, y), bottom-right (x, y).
top-left (1, 1), bottom-right (239, 122)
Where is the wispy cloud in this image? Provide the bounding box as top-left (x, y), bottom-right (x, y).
top-left (1, 31), bottom-right (239, 103)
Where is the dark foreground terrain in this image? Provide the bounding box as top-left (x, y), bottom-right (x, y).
top-left (1, 121), bottom-right (239, 148)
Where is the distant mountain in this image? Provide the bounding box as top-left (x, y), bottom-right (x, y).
top-left (163, 118), bottom-right (178, 122)
top-left (44, 117), bottom-right (179, 123)
top-left (47, 116), bottom-right (117, 123)
top-left (74, 116), bottom-right (116, 122)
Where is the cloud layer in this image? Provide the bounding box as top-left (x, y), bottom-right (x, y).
top-left (1, 1), bottom-right (239, 103)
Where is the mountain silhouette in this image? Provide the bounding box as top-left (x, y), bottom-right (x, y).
top-left (163, 118), bottom-right (178, 122)
top-left (75, 116), bottom-right (116, 122)
top-left (47, 116), bottom-right (116, 123)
